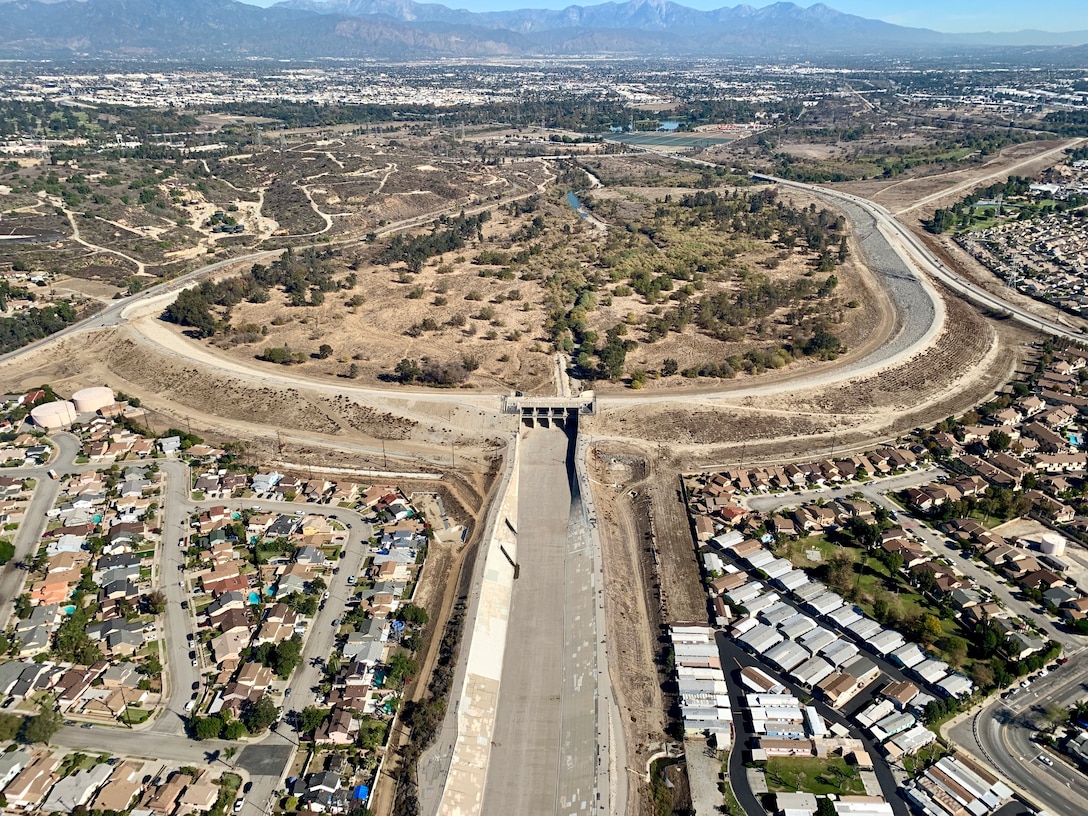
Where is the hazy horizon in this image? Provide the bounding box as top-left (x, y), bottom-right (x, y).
top-left (232, 0), bottom-right (1088, 34)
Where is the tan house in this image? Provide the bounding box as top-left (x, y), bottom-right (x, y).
top-left (143, 772), bottom-right (193, 815)
top-left (90, 761), bottom-right (146, 812)
top-left (4, 753), bottom-right (60, 809)
top-left (177, 779), bottom-right (219, 814)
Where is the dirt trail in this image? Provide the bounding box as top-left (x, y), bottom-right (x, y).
top-left (894, 138), bottom-right (1085, 215)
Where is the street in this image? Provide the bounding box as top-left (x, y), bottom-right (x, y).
top-left (1, 433), bottom-right (379, 814)
top-left (949, 657), bottom-right (1088, 814)
top-left (747, 468), bottom-right (1079, 648)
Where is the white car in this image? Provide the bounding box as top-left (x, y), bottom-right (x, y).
top-left (233, 798), bottom-right (244, 812)
top-left (1039, 755), bottom-right (1053, 766)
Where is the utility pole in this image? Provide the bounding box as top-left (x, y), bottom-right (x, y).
top-left (382, 441), bottom-right (388, 471)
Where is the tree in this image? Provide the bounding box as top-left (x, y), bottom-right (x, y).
top-left (988, 429), bottom-right (1012, 452)
top-left (969, 661), bottom-right (995, 690)
top-left (0, 539), bottom-right (14, 565)
top-left (943, 636), bottom-right (968, 669)
top-left (241, 695), bottom-right (279, 735)
top-left (1042, 703), bottom-right (1071, 732)
top-left (223, 719), bottom-right (248, 740)
top-left (191, 716), bottom-right (224, 740)
top-left (396, 604), bottom-right (428, 626)
top-left (271, 636), bottom-right (303, 680)
top-left (917, 613), bottom-right (944, 645)
top-left (21, 701), bottom-right (63, 744)
top-left (385, 651), bottom-right (418, 689)
top-left (141, 654), bottom-right (162, 678)
top-left (299, 706), bottom-right (329, 735)
top-left (661, 358), bottom-right (679, 377)
top-left (145, 590), bottom-right (167, 615)
top-left (0, 713), bottom-right (21, 742)
top-left (317, 343), bottom-right (333, 360)
top-left (259, 346), bottom-right (289, 365)
top-left (394, 358), bottom-right (421, 383)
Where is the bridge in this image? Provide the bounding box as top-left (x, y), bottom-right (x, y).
top-left (501, 392), bottom-right (596, 428)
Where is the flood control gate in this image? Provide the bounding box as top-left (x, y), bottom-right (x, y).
top-left (501, 393), bottom-right (596, 428)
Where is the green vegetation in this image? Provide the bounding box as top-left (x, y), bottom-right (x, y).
top-left (0, 713), bottom-right (22, 742)
top-left (0, 299), bottom-right (80, 354)
top-left (121, 707), bottom-right (152, 725)
top-left (21, 700), bottom-right (63, 744)
top-left (240, 694), bottom-right (279, 734)
top-left (248, 636), bottom-right (303, 680)
top-left (378, 212), bottom-right (489, 273)
top-left (764, 756), bottom-right (865, 796)
top-left (163, 246), bottom-right (342, 337)
top-left (925, 175), bottom-right (1087, 234)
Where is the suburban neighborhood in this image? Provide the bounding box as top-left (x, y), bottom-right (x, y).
top-left (0, 384), bottom-right (449, 815)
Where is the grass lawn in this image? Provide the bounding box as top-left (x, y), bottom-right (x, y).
top-left (764, 756), bottom-right (866, 796)
top-left (121, 707), bottom-right (151, 725)
top-left (778, 534), bottom-right (835, 567)
top-left (902, 742), bottom-right (951, 775)
top-left (210, 772), bottom-right (242, 816)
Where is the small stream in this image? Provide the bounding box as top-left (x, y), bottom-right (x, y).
top-left (565, 191), bottom-right (588, 219)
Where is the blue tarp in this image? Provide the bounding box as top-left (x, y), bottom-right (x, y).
top-left (353, 785), bottom-right (369, 800)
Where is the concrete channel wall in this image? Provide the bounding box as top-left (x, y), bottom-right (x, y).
top-left (431, 434), bottom-right (520, 816)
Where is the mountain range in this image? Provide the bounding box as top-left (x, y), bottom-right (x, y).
top-left (1, 0), bottom-right (1086, 60)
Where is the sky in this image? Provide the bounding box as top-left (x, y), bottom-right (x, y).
top-left (237, 0), bottom-right (1088, 33)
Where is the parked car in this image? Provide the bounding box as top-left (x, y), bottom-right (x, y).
top-left (346, 576), bottom-right (356, 585)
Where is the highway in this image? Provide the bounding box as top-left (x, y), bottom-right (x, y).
top-left (0, 249), bottom-right (286, 368)
top-left (754, 173), bottom-right (1088, 345)
top-left (948, 658), bottom-right (1088, 815)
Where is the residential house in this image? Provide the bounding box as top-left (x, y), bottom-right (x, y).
top-left (4, 753), bottom-right (60, 810)
top-left (40, 762), bottom-right (113, 813)
top-left (315, 706), bottom-right (358, 745)
top-left (143, 772), bottom-right (193, 816)
top-left (89, 761), bottom-right (146, 812)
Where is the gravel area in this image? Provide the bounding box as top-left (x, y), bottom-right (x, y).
top-left (815, 194), bottom-right (938, 378)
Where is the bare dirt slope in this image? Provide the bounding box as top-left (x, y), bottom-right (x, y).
top-left (835, 139), bottom-right (1082, 218)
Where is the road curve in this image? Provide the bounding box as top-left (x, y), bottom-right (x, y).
top-left (0, 163), bottom-right (1073, 427)
top-left (754, 174), bottom-right (1086, 344)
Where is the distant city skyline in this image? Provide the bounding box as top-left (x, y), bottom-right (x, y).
top-left (237, 0), bottom-right (1088, 34)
